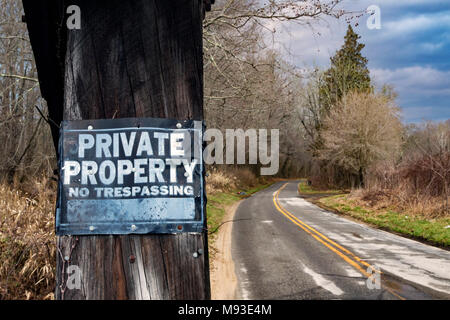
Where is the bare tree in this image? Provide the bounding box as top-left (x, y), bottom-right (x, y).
top-left (0, 0), bottom-right (55, 183)
top-left (403, 121), bottom-right (450, 213)
top-left (203, 0), bottom-right (348, 175)
top-left (318, 91), bottom-right (403, 187)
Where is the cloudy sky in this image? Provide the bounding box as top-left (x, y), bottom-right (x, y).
top-left (272, 0), bottom-right (450, 123)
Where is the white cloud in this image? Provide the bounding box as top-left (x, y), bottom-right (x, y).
top-left (371, 66), bottom-right (450, 94)
top-left (401, 106), bottom-right (435, 122)
top-left (266, 16), bottom-right (346, 66)
top-left (383, 12), bottom-right (450, 36)
top-left (421, 42), bottom-right (445, 52)
top-left (345, 0), bottom-right (445, 11)
top-left (371, 66), bottom-right (450, 122)
top-left (360, 0), bottom-right (444, 7)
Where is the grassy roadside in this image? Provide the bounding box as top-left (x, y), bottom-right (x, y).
top-left (207, 182), bottom-right (274, 244)
top-left (298, 181), bottom-right (345, 195)
top-left (298, 182), bottom-right (450, 247)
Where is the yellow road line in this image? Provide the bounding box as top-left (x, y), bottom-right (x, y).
top-left (272, 182), bottom-right (406, 300)
top-left (276, 183), bottom-right (377, 272)
top-left (272, 193), bottom-right (371, 277)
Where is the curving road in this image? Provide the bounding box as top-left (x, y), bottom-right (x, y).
top-left (231, 181), bottom-right (450, 300)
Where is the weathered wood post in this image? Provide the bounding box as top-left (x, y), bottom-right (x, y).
top-left (24, 0), bottom-right (211, 300)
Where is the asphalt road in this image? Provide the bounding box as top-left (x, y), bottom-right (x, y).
top-left (232, 181), bottom-right (450, 300)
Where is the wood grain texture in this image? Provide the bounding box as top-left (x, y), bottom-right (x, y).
top-left (55, 0), bottom-right (210, 300)
top-left (22, 0), bottom-right (214, 150)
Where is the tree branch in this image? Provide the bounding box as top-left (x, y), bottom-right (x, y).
top-left (0, 74), bottom-right (38, 82)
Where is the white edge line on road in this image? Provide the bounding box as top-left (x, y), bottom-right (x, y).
top-left (300, 261), bottom-right (344, 296)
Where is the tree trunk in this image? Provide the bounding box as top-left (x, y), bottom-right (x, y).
top-left (358, 167), bottom-right (365, 188)
top-left (56, 0), bottom-right (210, 300)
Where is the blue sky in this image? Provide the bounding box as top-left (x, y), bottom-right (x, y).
top-left (271, 0), bottom-right (450, 123)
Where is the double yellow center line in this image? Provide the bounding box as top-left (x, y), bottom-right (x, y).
top-left (272, 183), bottom-right (405, 300)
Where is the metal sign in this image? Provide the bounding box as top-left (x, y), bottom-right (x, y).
top-left (55, 117), bottom-right (204, 235)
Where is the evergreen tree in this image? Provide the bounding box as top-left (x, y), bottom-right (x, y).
top-left (319, 25), bottom-right (372, 114)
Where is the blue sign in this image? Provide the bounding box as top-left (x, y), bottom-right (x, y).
top-left (55, 117), bottom-right (205, 235)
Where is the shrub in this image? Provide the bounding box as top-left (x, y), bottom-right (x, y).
top-left (0, 177), bottom-right (56, 300)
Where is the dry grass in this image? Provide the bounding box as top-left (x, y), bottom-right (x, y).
top-left (0, 177), bottom-right (56, 300)
top-left (206, 167), bottom-right (237, 194)
top-left (205, 166), bottom-right (263, 194)
top-left (364, 154), bottom-right (450, 218)
top-left (349, 186), bottom-right (448, 219)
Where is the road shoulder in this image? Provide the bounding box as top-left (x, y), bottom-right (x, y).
top-left (210, 200), bottom-right (241, 300)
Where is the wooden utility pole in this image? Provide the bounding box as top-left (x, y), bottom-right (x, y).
top-left (31, 0), bottom-right (210, 299)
